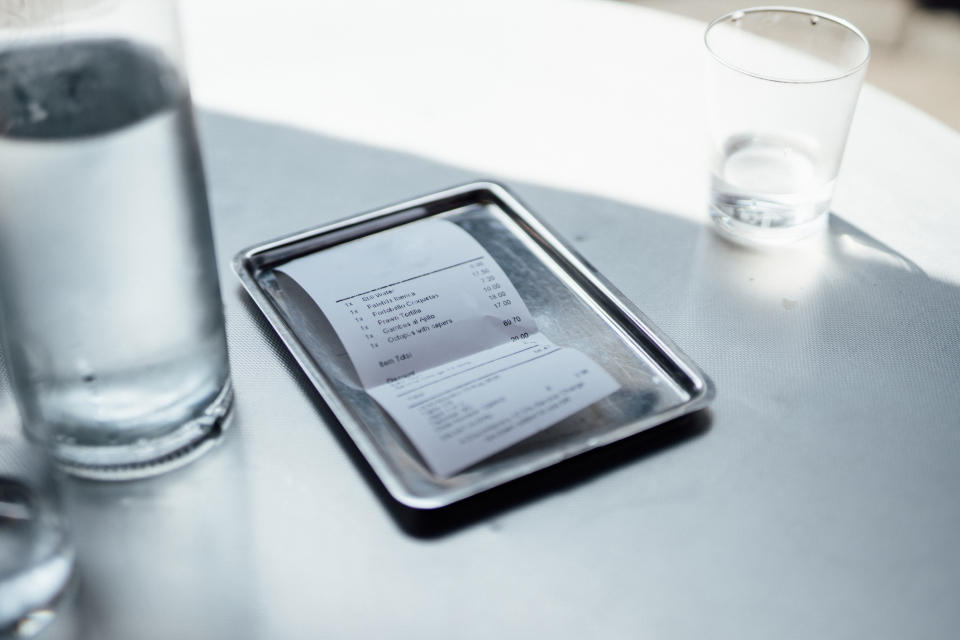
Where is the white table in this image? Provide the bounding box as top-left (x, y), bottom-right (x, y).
top-left (41, 1), bottom-right (960, 638)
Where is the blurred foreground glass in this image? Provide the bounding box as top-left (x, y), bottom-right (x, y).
top-left (0, 0), bottom-right (233, 479)
top-left (0, 430), bottom-right (74, 637)
top-left (704, 7), bottom-right (869, 245)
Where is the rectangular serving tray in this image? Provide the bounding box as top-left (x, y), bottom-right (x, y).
top-left (233, 182), bottom-right (714, 509)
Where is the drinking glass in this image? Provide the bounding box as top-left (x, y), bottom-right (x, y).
top-left (704, 7), bottom-right (870, 245)
top-left (0, 0), bottom-right (233, 479)
top-left (0, 427), bottom-right (75, 637)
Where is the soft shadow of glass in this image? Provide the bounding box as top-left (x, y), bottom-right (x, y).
top-left (691, 214), bottom-right (926, 309)
top-left (679, 210), bottom-right (960, 444)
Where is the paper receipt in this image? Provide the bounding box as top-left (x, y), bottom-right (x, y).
top-left (277, 219), bottom-right (619, 476)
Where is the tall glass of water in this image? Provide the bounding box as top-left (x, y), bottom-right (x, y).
top-left (0, 0), bottom-right (233, 479)
top-left (705, 7), bottom-right (870, 245)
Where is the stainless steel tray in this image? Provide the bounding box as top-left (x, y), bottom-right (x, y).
top-left (233, 182), bottom-right (714, 508)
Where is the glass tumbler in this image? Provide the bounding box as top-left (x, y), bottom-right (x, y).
top-left (0, 427), bottom-right (75, 637)
top-left (705, 7), bottom-right (870, 245)
top-left (0, 0), bottom-right (233, 479)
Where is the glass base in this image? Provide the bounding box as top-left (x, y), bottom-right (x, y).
top-left (710, 203), bottom-right (828, 246)
top-left (0, 469), bottom-right (75, 638)
top-left (0, 553), bottom-right (75, 638)
top-left (53, 379), bottom-right (234, 481)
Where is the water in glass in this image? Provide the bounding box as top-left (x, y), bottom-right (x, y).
top-left (0, 39), bottom-right (231, 475)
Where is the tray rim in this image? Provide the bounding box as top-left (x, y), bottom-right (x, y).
top-left (232, 180), bottom-right (715, 509)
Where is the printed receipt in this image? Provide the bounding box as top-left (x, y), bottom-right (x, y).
top-left (277, 219), bottom-right (619, 476)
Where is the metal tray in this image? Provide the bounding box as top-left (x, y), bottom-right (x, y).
top-left (233, 182), bottom-right (714, 509)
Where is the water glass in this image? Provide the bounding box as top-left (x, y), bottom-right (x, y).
top-left (0, 429), bottom-right (74, 637)
top-left (704, 7), bottom-right (870, 244)
top-left (0, 0), bottom-right (232, 479)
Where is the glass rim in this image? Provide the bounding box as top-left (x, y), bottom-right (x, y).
top-left (704, 6), bottom-right (871, 85)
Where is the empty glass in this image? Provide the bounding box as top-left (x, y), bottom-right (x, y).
top-left (0, 0), bottom-right (232, 478)
top-left (704, 7), bottom-right (870, 244)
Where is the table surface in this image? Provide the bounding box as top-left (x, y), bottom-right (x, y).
top-left (28, 0), bottom-right (960, 638)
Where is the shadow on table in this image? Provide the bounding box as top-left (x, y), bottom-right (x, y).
top-left (204, 111), bottom-right (960, 551)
